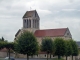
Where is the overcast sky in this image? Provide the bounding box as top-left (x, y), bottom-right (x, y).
top-left (0, 0), bottom-right (80, 42)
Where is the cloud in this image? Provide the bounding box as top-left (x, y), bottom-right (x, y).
top-left (62, 9), bottom-right (77, 11)
top-left (40, 17), bottom-right (80, 41)
top-left (0, 0), bottom-right (80, 41)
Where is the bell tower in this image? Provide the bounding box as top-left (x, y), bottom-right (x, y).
top-left (22, 10), bottom-right (40, 33)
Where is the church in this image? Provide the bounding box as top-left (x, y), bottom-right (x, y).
top-left (15, 10), bottom-right (72, 58)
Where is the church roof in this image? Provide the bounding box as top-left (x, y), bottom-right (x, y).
top-left (34, 28), bottom-right (68, 37)
top-left (23, 10), bottom-right (36, 18)
top-left (15, 29), bottom-right (21, 37)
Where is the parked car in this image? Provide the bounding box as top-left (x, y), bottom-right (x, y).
top-left (4, 57), bottom-right (15, 60)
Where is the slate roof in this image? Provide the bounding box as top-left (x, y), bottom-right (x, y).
top-left (34, 28), bottom-right (67, 37)
top-left (23, 10), bottom-right (36, 18)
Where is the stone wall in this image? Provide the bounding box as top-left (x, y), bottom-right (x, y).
top-left (0, 52), bottom-right (15, 58)
top-left (15, 53), bottom-right (55, 58)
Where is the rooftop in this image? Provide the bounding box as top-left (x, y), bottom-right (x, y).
top-left (34, 28), bottom-right (68, 37)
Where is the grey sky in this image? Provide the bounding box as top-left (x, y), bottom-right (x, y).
top-left (0, 0), bottom-right (80, 41)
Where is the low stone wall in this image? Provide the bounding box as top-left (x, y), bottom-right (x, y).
top-left (0, 52), bottom-right (15, 58)
top-left (0, 52), bottom-right (7, 58)
top-left (15, 53), bottom-right (56, 58)
top-left (0, 51), bottom-right (79, 60)
top-left (75, 54), bottom-right (80, 60)
top-left (63, 56), bottom-right (76, 60)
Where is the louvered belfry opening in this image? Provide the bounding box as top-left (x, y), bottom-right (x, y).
top-left (23, 10), bottom-right (40, 30)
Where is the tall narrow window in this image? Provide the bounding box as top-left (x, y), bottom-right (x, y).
top-left (35, 11), bottom-right (36, 17)
top-left (27, 19), bottom-right (28, 28)
top-left (24, 20), bottom-right (26, 23)
top-left (33, 20), bottom-right (34, 28)
top-left (35, 20), bottom-right (36, 28)
top-left (24, 20), bottom-right (26, 28)
top-left (36, 20), bottom-right (38, 28)
top-left (28, 20), bottom-right (29, 28)
top-left (30, 20), bottom-right (31, 28)
top-left (29, 19), bottom-right (31, 28)
top-left (38, 20), bottom-right (39, 28)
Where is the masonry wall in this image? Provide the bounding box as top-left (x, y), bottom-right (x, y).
top-left (0, 52), bottom-right (15, 58)
top-left (36, 36), bottom-right (72, 45)
top-left (15, 53), bottom-right (55, 58)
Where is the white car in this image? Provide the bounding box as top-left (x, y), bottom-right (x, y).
top-left (4, 57), bottom-right (15, 60)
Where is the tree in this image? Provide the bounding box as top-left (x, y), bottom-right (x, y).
top-left (0, 41), bottom-right (5, 49)
top-left (69, 40), bottom-right (79, 60)
top-left (54, 38), bottom-right (66, 59)
top-left (4, 42), bottom-right (14, 60)
top-left (15, 31), bottom-right (39, 60)
top-left (65, 40), bottom-right (72, 60)
top-left (0, 38), bottom-right (2, 41)
top-left (0, 37), bottom-right (4, 41)
top-left (2, 37), bottom-right (4, 41)
top-left (41, 38), bottom-right (54, 60)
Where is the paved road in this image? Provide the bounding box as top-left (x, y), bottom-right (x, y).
top-left (15, 58), bottom-right (51, 60)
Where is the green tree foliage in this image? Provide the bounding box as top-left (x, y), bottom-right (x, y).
top-left (0, 38), bottom-right (2, 41)
top-left (0, 41), bottom-right (5, 49)
top-left (65, 40), bottom-right (72, 60)
top-left (4, 42), bottom-right (14, 60)
top-left (41, 38), bottom-right (54, 60)
top-left (0, 37), bottom-right (4, 41)
top-left (2, 37), bottom-right (4, 41)
top-left (69, 39), bottom-right (79, 60)
top-left (15, 31), bottom-right (39, 60)
top-left (54, 38), bottom-right (66, 59)
top-left (0, 37), bottom-right (14, 60)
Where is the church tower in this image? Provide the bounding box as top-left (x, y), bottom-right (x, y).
top-left (22, 10), bottom-right (40, 32)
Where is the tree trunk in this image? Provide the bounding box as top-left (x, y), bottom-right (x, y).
top-left (7, 51), bottom-right (8, 57)
top-left (47, 53), bottom-right (48, 60)
top-left (58, 55), bottom-right (61, 59)
top-left (50, 54), bottom-right (51, 58)
top-left (27, 54), bottom-right (29, 60)
top-left (9, 49), bottom-right (10, 60)
top-left (72, 55), bottom-right (73, 60)
top-left (31, 55), bottom-right (33, 58)
top-left (66, 56), bottom-right (67, 60)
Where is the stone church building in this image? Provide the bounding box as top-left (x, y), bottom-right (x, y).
top-left (15, 10), bottom-right (72, 42)
top-left (15, 10), bottom-right (73, 59)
